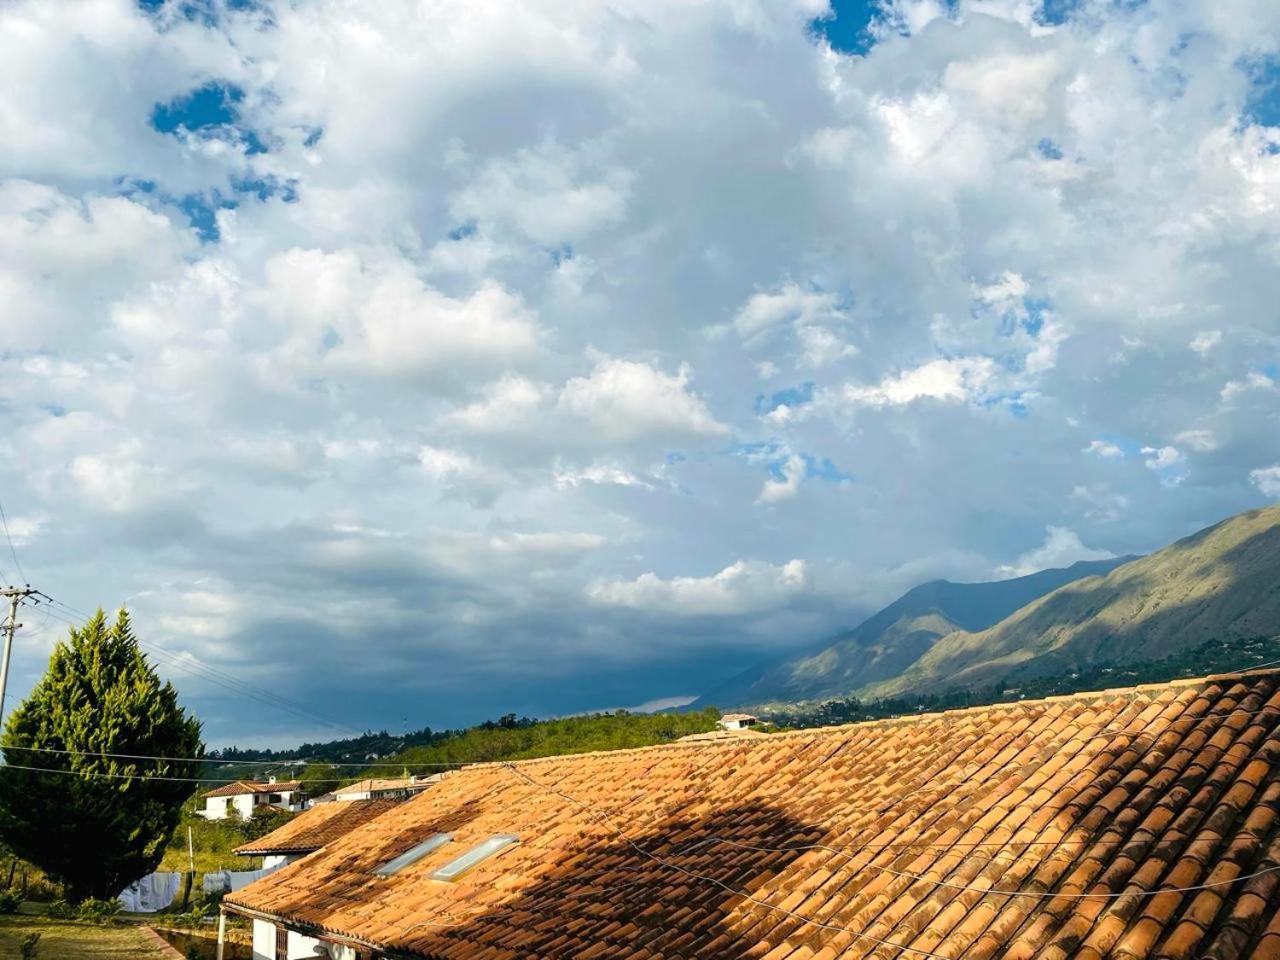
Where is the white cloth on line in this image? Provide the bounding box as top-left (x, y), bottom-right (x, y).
top-left (202, 864), bottom-right (284, 894)
top-left (117, 871), bottom-right (181, 913)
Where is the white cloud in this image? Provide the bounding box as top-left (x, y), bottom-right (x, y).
top-left (6, 0), bottom-right (1280, 739)
top-left (258, 249), bottom-right (540, 389)
top-left (1083, 440), bottom-right (1125, 460)
top-left (1189, 330), bottom-right (1222, 356)
top-left (552, 462), bottom-right (651, 490)
top-left (67, 442), bottom-right (175, 513)
top-left (557, 357), bottom-right (727, 443)
top-left (1249, 465), bottom-right (1280, 498)
top-left (0, 514), bottom-right (44, 548)
top-left (440, 375), bottom-right (549, 434)
top-left (1070, 484), bottom-right (1130, 523)
top-left (835, 356), bottom-right (998, 410)
top-left (587, 559), bottom-right (808, 616)
top-left (756, 454), bottom-right (807, 505)
top-left (1220, 372), bottom-right (1278, 405)
top-left (1140, 445), bottom-right (1184, 470)
top-left (996, 526), bottom-right (1115, 579)
top-left (448, 141), bottom-right (631, 245)
top-left (1174, 429), bottom-right (1218, 452)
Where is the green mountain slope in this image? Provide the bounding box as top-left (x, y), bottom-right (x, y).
top-left (697, 555), bottom-right (1134, 707)
top-left (864, 503), bottom-right (1280, 699)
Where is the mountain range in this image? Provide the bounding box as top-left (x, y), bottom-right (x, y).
top-left (701, 503), bottom-right (1280, 710)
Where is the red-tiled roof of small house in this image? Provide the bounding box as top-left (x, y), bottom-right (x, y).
top-left (235, 798), bottom-right (404, 856)
top-left (202, 780), bottom-right (304, 799)
top-left (332, 775), bottom-right (441, 797)
top-left (225, 669), bottom-right (1280, 960)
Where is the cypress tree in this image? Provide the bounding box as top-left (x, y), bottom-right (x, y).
top-left (0, 608), bottom-right (203, 902)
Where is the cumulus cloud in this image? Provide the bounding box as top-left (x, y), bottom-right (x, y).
top-left (1174, 429), bottom-right (1218, 453)
top-left (1141, 446), bottom-right (1185, 470)
top-left (5, 0), bottom-right (1280, 740)
top-left (1189, 330), bottom-right (1222, 356)
top-left (834, 356), bottom-right (998, 410)
top-left (1250, 466), bottom-right (1280, 498)
top-left (557, 357), bottom-right (727, 443)
top-left (996, 527), bottom-right (1115, 579)
top-left (258, 250), bottom-right (541, 389)
top-left (1083, 440), bottom-right (1125, 460)
top-left (586, 559), bottom-right (808, 616)
top-left (1220, 372), bottom-right (1278, 405)
top-left (756, 454), bottom-right (807, 505)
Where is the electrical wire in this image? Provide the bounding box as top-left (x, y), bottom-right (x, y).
top-left (4, 669), bottom-right (1280, 784)
top-left (497, 752), bottom-right (1280, 960)
top-left (0, 744), bottom-right (465, 770)
top-left (497, 760), bottom-right (955, 960)
top-left (35, 602), bottom-right (363, 738)
top-left (0, 496), bottom-right (26, 585)
top-left (41, 599), bottom-right (363, 736)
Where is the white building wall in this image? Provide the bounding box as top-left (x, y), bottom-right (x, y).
top-left (251, 919), bottom-right (275, 960)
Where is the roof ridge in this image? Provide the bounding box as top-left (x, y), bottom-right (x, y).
top-left (471, 667), bottom-right (1280, 772)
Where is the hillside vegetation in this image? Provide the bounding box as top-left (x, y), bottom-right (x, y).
top-left (864, 504), bottom-right (1280, 699)
top-left (369, 708), bottom-right (723, 774)
top-left (763, 633), bottom-right (1280, 728)
top-left (700, 556), bottom-right (1132, 707)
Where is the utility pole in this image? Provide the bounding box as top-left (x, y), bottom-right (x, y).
top-left (0, 585), bottom-right (39, 722)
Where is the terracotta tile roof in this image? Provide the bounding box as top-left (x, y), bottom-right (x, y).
top-left (235, 799), bottom-right (404, 856)
top-left (333, 776), bottom-right (440, 798)
top-left (202, 779), bottom-right (304, 799)
top-left (226, 670), bottom-right (1280, 960)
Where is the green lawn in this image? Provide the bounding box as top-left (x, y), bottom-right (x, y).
top-left (0, 915), bottom-right (178, 958)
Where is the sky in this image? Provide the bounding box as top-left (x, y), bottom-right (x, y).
top-left (1, 0), bottom-right (1279, 748)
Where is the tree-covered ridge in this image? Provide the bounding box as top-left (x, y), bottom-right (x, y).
top-left (761, 634), bottom-right (1280, 730)
top-left (374, 708), bottom-right (722, 774)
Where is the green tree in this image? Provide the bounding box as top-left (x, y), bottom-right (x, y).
top-left (0, 609), bottom-right (203, 902)
top-left (296, 761), bottom-right (341, 797)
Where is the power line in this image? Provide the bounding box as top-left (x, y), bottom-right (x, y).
top-left (496, 760), bottom-right (1280, 960)
top-left (4, 670), bottom-right (1280, 782)
top-left (0, 744), bottom-right (465, 770)
top-left (0, 498), bottom-right (26, 585)
top-left (35, 601), bottom-right (363, 738)
top-left (497, 761), bottom-right (954, 960)
top-left (40, 599), bottom-right (361, 735)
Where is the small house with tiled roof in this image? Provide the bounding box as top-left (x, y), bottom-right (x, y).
top-left (199, 777), bottom-right (307, 821)
top-left (718, 711), bottom-right (761, 731)
top-left (235, 798), bottom-right (403, 870)
top-left (322, 775), bottom-right (442, 804)
top-left (222, 669), bottom-right (1280, 959)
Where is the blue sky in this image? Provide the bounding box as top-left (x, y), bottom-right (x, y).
top-left (1, 0), bottom-right (1279, 746)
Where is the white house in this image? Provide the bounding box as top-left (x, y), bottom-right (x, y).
top-left (717, 713), bottom-right (760, 731)
top-left (318, 774), bottom-right (440, 804)
top-left (198, 778), bottom-right (307, 821)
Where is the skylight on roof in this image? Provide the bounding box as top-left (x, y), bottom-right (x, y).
top-left (374, 833), bottom-right (453, 877)
top-left (429, 834), bottom-right (519, 883)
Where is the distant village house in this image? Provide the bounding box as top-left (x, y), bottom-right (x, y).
top-left (316, 775), bottom-right (440, 804)
top-left (198, 778), bottom-right (307, 821)
top-left (716, 712), bottom-right (759, 731)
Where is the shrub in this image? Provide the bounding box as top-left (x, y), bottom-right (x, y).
top-left (21, 876), bottom-right (61, 903)
top-left (0, 887), bottom-right (20, 913)
top-left (20, 932), bottom-right (40, 960)
top-left (45, 899), bottom-right (74, 919)
top-left (76, 897), bottom-right (122, 922)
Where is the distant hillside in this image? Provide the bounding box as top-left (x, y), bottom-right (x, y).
top-left (864, 503), bottom-right (1280, 699)
top-left (372, 708), bottom-right (723, 774)
top-left (698, 556), bottom-right (1134, 708)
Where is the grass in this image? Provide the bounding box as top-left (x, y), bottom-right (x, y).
top-left (0, 914), bottom-right (178, 958)
top-left (158, 809), bottom-right (265, 883)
